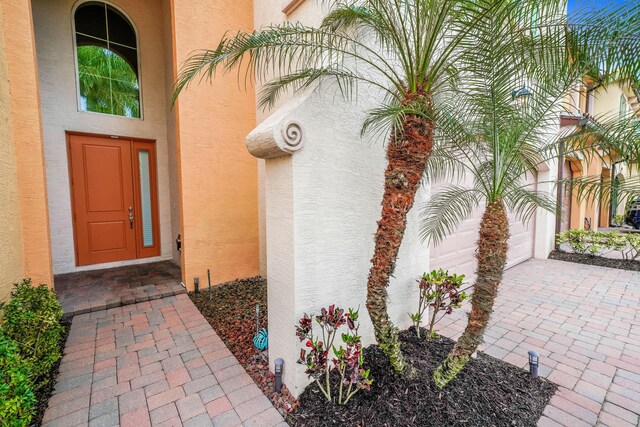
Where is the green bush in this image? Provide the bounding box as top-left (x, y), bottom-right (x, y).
top-left (618, 233), bottom-right (640, 261)
top-left (0, 335), bottom-right (36, 427)
top-left (0, 280), bottom-right (63, 390)
top-left (409, 269), bottom-right (467, 339)
top-left (612, 214), bottom-right (625, 227)
top-left (557, 229), bottom-right (604, 255)
top-left (557, 229), bottom-right (640, 261)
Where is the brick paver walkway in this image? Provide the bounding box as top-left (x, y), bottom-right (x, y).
top-left (42, 294), bottom-right (285, 427)
top-left (439, 259), bottom-right (640, 427)
top-left (55, 261), bottom-right (186, 316)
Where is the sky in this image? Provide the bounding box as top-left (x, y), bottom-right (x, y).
top-left (568, 0), bottom-right (628, 14)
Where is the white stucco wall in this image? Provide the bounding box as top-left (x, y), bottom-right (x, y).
top-left (261, 90), bottom-right (427, 398)
top-left (31, 0), bottom-right (174, 274)
top-left (255, 0), bottom-right (325, 277)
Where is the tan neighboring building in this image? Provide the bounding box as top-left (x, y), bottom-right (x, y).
top-left (0, 0), bottom-right (260, 298)
top-left (559, 81), bottom-right (640, 232)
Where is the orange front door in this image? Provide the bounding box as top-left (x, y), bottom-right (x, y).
top-left (68, 133), bottom-right (159, 266)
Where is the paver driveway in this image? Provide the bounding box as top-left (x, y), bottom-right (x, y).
top-left (439, 259), bottom-right (640, 427)
top-left (42, 294), bottom-right (285, 427)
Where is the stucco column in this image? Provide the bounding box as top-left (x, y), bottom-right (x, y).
top-left (534, 160), bottom-right (558, 259)
top-left (0, 0), bottom-right (53, 288)
top-left (247, 93), bottom-right (427, 397)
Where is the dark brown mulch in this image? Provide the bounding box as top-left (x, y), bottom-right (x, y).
top-left (32, 316), bottom-right (72, 426)
top-left (190, 277), bottom-right (297, 414)
top-left (549, 250), bottom-right (640, 272)
top-left (287, 329), bottom-right (557, 427)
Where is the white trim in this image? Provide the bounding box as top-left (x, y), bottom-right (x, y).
top-left (70, 0), bottom-right (144, 120)
top-left (282, 0), bottom-right (306, 15)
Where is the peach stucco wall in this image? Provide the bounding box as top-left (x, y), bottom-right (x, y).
top-left (0, 6), bottom-right (25, 300)
top-left (171, 0), bottom-right (259, 289)
top-left (0, 0), bottom-right (53, 296)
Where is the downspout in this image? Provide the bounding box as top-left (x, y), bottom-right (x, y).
top-left (567, 160), bottom-right (573, 229)
top-left (610, 162), bottom-right (617, 225)
top-left (554, 138), bottom-right (564, 250)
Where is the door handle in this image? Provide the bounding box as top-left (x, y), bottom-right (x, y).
top-left (128, 206), bottom-right (134, 229)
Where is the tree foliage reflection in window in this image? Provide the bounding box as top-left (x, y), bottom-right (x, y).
top-left (74, 2), bottom-right (140, 118)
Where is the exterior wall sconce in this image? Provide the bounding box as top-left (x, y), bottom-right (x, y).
top-left (512, 85), bottom-right (532, 107)
top-left (512, 85), bottom-right (532, 100)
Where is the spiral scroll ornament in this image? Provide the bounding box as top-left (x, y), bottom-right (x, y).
top-left (281, 121), bottom-right (303, 151)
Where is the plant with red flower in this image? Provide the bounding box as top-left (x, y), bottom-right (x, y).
top-left (409, 269), bottom-right (467, 338)
top-left (296, 306), bottom-right (372, 405)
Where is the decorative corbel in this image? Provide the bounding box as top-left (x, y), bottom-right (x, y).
top-left (246, 103), bottom-right (305, 159)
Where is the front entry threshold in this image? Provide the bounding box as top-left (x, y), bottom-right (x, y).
top-left (54, 261), bottom-right (185, 316)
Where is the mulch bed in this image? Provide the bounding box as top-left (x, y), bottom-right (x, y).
top-left (549, 250), bottom-right (640, 272)
top-left (287, 329), bottom-right (557, 427)
top-left (190, 277), bottom-right (296, 414)
top-left (32, 316), bottom-right (72, 426)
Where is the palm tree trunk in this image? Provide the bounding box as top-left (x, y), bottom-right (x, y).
top-left (433, 199), bottom-right (509, 387)
top-left (366, 110), bottom-right (434, 374)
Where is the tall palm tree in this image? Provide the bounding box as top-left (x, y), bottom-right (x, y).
top-left (421, 2), bottom-right (640, 387)
top-left (172, 0), bottom-right (512, 374)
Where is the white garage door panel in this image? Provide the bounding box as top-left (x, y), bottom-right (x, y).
top-left (429, 173), bottom-right (537, 282)
top-left (507, 214), bottom-right (535, 268)
top-left (429, 206), bottom-right (483, 280)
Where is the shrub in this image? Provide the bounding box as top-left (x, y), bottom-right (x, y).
top-left (556, 229), bottom-right (605, 255)
top-left (296, 305), bottom-right (372, 405)
top-left (612, 214), bottom-right (625, 227)
top-left (593, 231), bottom-right (627, 253)
top-left (557, 229), bottom-right (640, 261)
top-left (617, 233), bottom-right (640, 261)
top-left (0, 335), bottom-right (36, 427)
top-left (0, 280), bottom-right (63, 390)
top-left (409, 269), bottom-right (467, 339)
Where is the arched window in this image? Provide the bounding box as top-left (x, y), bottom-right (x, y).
top-left (74, 2), bottom-right (140, 118)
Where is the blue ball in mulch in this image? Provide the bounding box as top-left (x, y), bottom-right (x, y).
top-left (253, 328), bottom-right (268, 351)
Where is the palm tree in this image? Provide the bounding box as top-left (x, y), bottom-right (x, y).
top-left (420, 2), bottom-right (640, 387)
top-left (172, 0), bottom-right (514, 374)
top-left (77, 45), bottom-right (140, 118)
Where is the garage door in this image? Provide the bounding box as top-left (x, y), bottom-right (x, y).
top-left (428, 172), bottom-right (537, 281)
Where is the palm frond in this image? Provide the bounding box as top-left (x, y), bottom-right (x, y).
top-left (563, 174), bottom-right (640, 207)
top-left (504, 185), bottom-right (558, 224)
top-left (172, 23), bottom-right (404, 107)
top-left (361, 96), bottom-right (433, 139)
top-left (419, 185), bottom-right (483, 245)
top-left (420, 0), bottom-right (640, 243)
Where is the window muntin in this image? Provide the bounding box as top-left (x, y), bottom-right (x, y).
top-left (74, 2), bottom-right (140, 118)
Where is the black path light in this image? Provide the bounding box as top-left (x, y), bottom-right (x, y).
top-left (528, 350), bottom-right (539, 378)
top-left (274, 358), bottom-right (284, 393)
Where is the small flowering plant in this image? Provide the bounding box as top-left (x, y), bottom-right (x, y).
top-left (296, 305), bottom-right (372, 405)
top-left (409, 269), bottom-right (468, 339)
